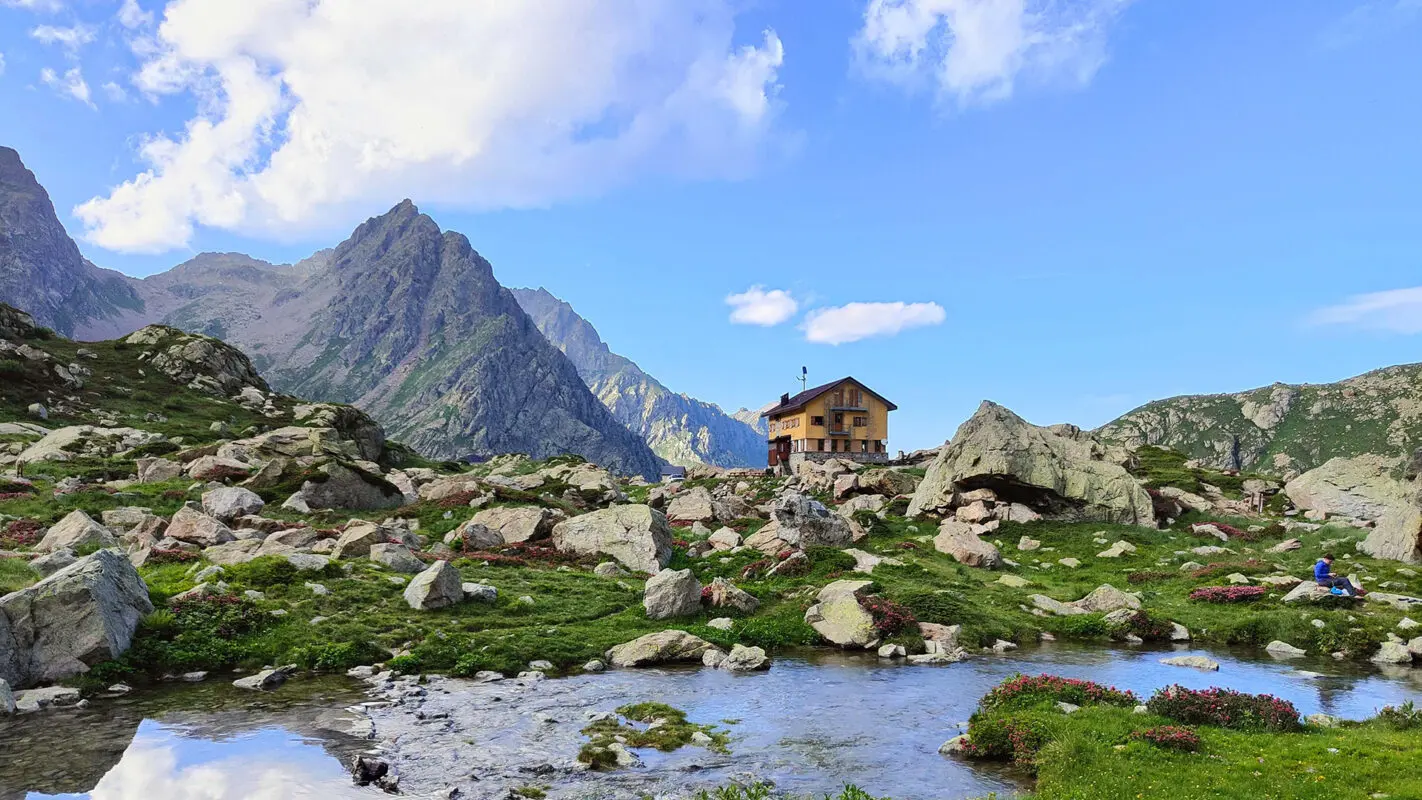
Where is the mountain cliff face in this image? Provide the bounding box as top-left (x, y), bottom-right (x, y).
top-left (512, 287), bottom-right (766, 468)
top-left (0, 147), bottom-right (142, 337)
top-left (0, 147), bottom-right (662, 477)
top-left (1097, 364), bottom-right (1422, 475)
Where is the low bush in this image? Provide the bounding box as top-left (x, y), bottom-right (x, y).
top-left (1122, 610), bottom-right (1176, 641)
top-left (1146, 685), bottom-right (1301, 731)
top-left (1130, 725), bottom-right (1202, 752)
top-left (1188, 585), bottom-right (1266, 604)
top-left (1127, 570), bottom-right (1175, 585)
top-left (1378, 701), bottom-right (1422, 730)
top-left (289, 640), bottom-right (390, 671)
top-left (226, 555), bottom-right (341, 588)
top-left (979, 673), bottom-right (1139, 713)
top-left (961, 714), bottom-right (1052, 766)
top-left (858, 594), bottom-right (918, 637)
top-left (0, 519), bottom-right (41, 548)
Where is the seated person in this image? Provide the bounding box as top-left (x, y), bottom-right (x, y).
top-left (1314, 554), bottom-right (1366, 596)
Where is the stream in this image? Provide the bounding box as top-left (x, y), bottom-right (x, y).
top-left (3, 643), bottom-right (1421, 800)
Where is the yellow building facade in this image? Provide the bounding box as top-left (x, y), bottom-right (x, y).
top-left (761, 377), bottom-right (895, 470)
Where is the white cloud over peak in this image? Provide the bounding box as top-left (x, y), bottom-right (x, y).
top-left (726, 286), bottom-right (799, 326)
top-left (30, 23), bottom-right (96, 55)
top-left (40, 65), bottom-right (94, 107)
top-left (854, 0), bottom-right (1133, 107)
top-left (76, 0), bottom-right (786, 254)
top-left (803, 301), bottom-right (945, 344)
top-left (1308, 286), bottom-right (1422, 335)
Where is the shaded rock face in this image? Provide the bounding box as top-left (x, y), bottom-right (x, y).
top-left (908, 401), bottom-right (1155, 526)
top-left (0, 550), bottom-right (154, 689)
top-left (1361, 486), bottom-right (1422, 564)
top-left (0, 147), bottom-right (142, 337)
top-left (1098, 369), bottom-right (1422, 474)
top-left (513, 287), bottom-right (764, 469)
top-left (123, 326), bottom-right (268, 396)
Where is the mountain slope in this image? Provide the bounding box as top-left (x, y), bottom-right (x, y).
top-left (0, 147), bottom-right (142, 337)
top-left (512, 287), bottom-right (766, 468)
top-left (1097, 364), bottom-right (1422, 474)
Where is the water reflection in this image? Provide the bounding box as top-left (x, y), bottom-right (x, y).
top-left (0, 644), bottom-right (1419, 800)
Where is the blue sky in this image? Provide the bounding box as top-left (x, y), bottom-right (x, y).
top-left (2, 0), bottom-right (1420, 453)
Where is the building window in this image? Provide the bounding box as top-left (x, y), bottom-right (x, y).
top-left (830, 439), bottom-right (838, 452)
top-left (817, 439), bottom-right (825, 452)
top-left (853, 416), bottom-right (867, 427)
top-left (860, 440), bottom-right (868, 452)
top-left (811, 415), bottom-right (824, 427)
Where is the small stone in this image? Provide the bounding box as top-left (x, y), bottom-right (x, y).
top-left (877, 643), bottom-right (906, 659)
top-left (1058, 557), bottom-right (1081, 568)
top-left (707, 617), bottom-right (734, 631)
top-left (1160, 655), bottom-right (1220, 671)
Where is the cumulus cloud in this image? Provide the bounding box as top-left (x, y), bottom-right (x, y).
top-left (802, 301), bottom-right (945, 344)
top-left (40, 65), bottom-right (94, 107)
top-left (103, 80), bottom-right (128, 101)
top-left (75, 0), bottom-right (786, 254)
top-left (117, 0), bottom-right (154, 29)
top-left (1308, 287), bottom-right (1422, 335)
top-left (854, 0), bottom-right (1133, 106)
top-left (30, 23), bottom-right (96, 55)
top-left (2, 0), bottom-right (65, 11)
top-left (726, 285), bottom-right (799, 326)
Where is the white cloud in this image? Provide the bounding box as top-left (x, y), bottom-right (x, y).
top-left (75, 0), bottom-right (786, 254)
top-left (803, 301), bottom-right (945, 344)
top-left (0, 53), bottom-right (6, 78)
top-left (726, 285), bottom-right (798, 326)
top-left (854, 0), bottom-right (1133, 107)
top-left (117, 0), bottom-right (154, 29)
top-left (40, 65), bottom-right (94, 107)
top-left (88, 738), bottom-right (370, 800)
top-left (1308, 287), bottom-right (1422, 335)
top-left (103, 80), bottom-right (128, 101)
top-left (1, 0), bottom-right (65, 11)
top-left (30, 23), bottom-right (97, 56)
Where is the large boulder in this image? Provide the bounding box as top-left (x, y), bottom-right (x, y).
top-left (1070, 584), bottom-right (1141, 613)
top-left (665, 486), bottom-right (718, 523)
top-left (35, 511), bottom-right (116, 553)
top-left (1362, 503), bottom-right (1422, 563)
top-left (285, 462), bottom-right (404, 512)
top-left (330, 521), bottom-right (386, 559)
top-left (704, 577), bottom-right (760, 614)
top-left (469, 506), bottom-right (554, 544)
top-left (551, 505), bottom-right (673, 574)
top-left (186, 456), bottom-right (253, 482)
top-left (166, 505), bottom-right (236, 547)
top-left (1285, 455), bottom-right (1413, 522)
top-left (291, 403), bottom-right (386, 462)
top-left (933, 520), bottom-right (1003, 569)
top-left (201, 487), bottom-right (265, 523)
top-left (856, 469), bottom-right (920, 497)
top-left (125, 325), bottom-right (268, 396)
top-left (605, 630), bottom-right (721, 668)
top-left (804, 580), bottom-right (878, 648)
top-left (643, 568), bottom-right (703, 619)
top-left (745, 492), bottom-right (856, 554)
top-left (403, 561), bottom-right (464, 611)
top-left (907, 401), bottom-right (1155, 525)
top-left (0, 550), bottom-right (154, 689)
top-left (136, 457), bottom-right (184, 484)
top-left (369, 543), bottom-right (425, 574)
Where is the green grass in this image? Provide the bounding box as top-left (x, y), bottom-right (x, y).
top-left (579, 701), bottom-right (729, 769)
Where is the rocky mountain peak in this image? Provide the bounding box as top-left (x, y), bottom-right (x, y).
top-left (0, 147), bottom-right (142, 337)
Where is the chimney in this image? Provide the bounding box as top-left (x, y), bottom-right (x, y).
top-left (780, 393), bottom-right (790, 405)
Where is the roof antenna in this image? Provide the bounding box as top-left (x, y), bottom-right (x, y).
top-left (798, 365), bottom-right (807, 393)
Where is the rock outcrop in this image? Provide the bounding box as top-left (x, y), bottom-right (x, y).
top-left (1285, 455), bottom-right (1412, 522)
top-left (551, 505), bottom-right (673, 574)
top-left (803, 580), bottom-right (878, 648)
top-left (908, 401), bottom-right (1154, 526)
top-left (605, 630), bottom-right (721, 668)
top-left (0, 550), bottom-right (153, 689)
top-left (642, 568), bottom-right (702, 619)
top-left (933, 520), bottom-right (1003, 568)
top-left (745, 492), bottom-right (856, 554)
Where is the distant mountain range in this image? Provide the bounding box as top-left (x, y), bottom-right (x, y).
top-left (512, 288), bottom-right (766, 467)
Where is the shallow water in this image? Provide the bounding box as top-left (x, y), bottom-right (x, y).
top-left (3, 643), bottom-right (1422, 800)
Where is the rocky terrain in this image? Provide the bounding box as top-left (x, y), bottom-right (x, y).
top-left (1099, 365), bottom-right (1422, 475)
top-left (513, 287), bottom-right (765, 468)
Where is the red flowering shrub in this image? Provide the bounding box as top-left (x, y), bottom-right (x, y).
top-left (980, 673), bottom-right (1139, 712)
top-left (1146, 685), bottom-right (1300, 731)
top-left (1190, 560), bottom-right (1269, 579)
top-left (1131, 725), bottom-right (1201, 751)
top-left (1122, 610), bottom-right (1176, 641)
top-left (1188, 585), bottom-right (1266, 604)
top-left (161, 489), bottom-right (187, 500)
top-left (1194, 521), bottom-right (1244, 539)
top-left (146, 548), bottom-right (200, 564)
top-left (1126, 570), bottom-right (1174, 585)
top-left (858, 594), bottom-right (918, 636)
top-left (740, 559), bottom-right (773, 580)
top-left (896, 541), bottom-right (919, 550)
top-left (0, 519), bottom-right (42, 548)
top-left (436, 490), bottom-right (483, 509)
top-left (0, 492), bottom-right (33, 501)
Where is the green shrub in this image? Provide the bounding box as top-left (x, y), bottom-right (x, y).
top-left (289, 640), bottom-right (389, 671)
top-left (962, 713), bottom-right (1053, 766)
top-left (1378, 701), bottom-right (1422, 730)
top-left (734, 614), bottom-right (819, 649)
top-left (226, 555), bottom-right (340, 588)
top-left (1146, 685), bottom-right (1301, 731)
top-left (386, 654), bottom-right (423, 674)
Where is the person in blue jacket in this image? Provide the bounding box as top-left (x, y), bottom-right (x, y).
top-left (1314, 554), bottom-right (1366, 596)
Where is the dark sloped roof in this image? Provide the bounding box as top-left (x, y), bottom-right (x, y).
top-left (761, 376), bottom-right (897, 417)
